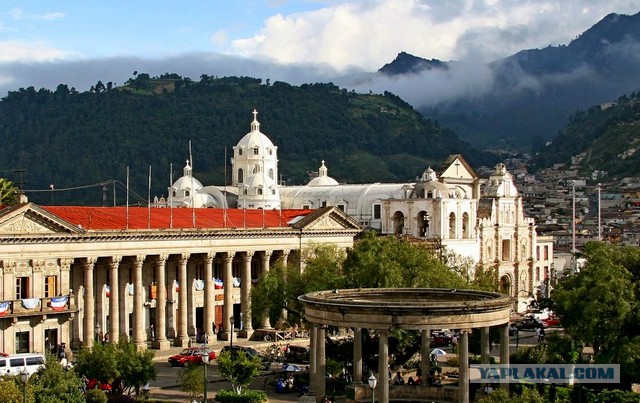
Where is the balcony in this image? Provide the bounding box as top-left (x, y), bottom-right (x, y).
top-left (0, 294), bottom-right (78, 321)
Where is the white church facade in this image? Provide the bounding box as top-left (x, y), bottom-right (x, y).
top-left (173, 110), bottom-right (554, 312)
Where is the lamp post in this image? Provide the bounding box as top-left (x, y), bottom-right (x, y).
top-left (201, 353), bottom-right (210, 402)
top-left (368, 373), bottom-right (377, 403)
top-left (20, 367), bottom-right (29, 403)
top-left (229, 315), bottom-right (235, 348)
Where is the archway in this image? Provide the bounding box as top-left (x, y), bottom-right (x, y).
top-left (417, 211), bottom-right (429, 237)
top-left (392, 211), bottom-right (405, 235)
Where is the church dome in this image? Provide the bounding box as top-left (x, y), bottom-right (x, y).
top-left (410, 167), bottom-right (449, 198)
top-left (172, 160), bottom-right (203, 193)
top-left (235, 109), bottom-right (276, 154)
top-left (308, 160), bottom-right (339, 187)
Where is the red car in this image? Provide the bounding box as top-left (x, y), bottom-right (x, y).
top-left (542, 316), bottom-right (561, 328)
top-left (168, 346), bottom-right (216, 367)
top-left (430, 331), bottom-right (452, 347)
top-left (87, 378), bottom-right (112, 391)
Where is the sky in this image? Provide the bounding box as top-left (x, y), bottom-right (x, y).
top-left (0, 0), bottom-right (638, 103)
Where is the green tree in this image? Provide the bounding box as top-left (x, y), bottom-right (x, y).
top-left (216, 349), bottom-right (262, 394)
top-left (31, 353), bottom-right (85, 403)
top-left (553, 243), bottom-right (637, 353)
top-left (74, 340), bottom-right (156, 396)
top-left (0, 375), bottom-right (28, 403)
top-left (0, 178), bottom-right (19, 205)
top-left (177, 364), bottom-right (204, 401)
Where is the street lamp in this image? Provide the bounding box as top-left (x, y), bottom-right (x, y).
top-left (368, 373), bottom-right (377, 403)
top-left (229, 315), bottom-right (235, 348)
top-left (201, 353), bottom-right (210, 402)
top-left (20, 367), bottom-right (29, 403)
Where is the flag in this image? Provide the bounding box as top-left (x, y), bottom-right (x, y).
top-left (51, 296), bottom-right (68, 311)
top-left (0, 301), bottom-right (9, 316)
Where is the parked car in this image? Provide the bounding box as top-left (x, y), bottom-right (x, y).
top-left (87, 378), bottom-right (112, 391)
top-left (430, 331), bottom-right (452, 347)
top-left (515, 317), bottom-right (543, 330)
top-left (542, 316), bottom-right (561, 328)
top-left (285, 345), bottom-right (310, 363)
top-left (168, 346), bottom-right (216, 367)
top-left (220, 346), bottom-right (271, 370)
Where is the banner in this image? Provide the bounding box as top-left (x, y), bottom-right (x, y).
top-left (50, 296), bottom-right (68, 311)
top-left (0, 301), bottom-right (9, 316)
top-left (470, 364), bottom-right (620, 384)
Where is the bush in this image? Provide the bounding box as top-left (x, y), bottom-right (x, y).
top-left (85, 389), bottom-right (108, 403)
top-left (214, 389), bottom-right (267, 403)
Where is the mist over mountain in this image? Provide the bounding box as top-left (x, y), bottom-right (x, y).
top-left (367, 11), bottom-right (640, 151)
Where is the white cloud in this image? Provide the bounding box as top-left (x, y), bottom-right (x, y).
top-left (230, 0), bottom-right (640, 71)
top-left (0, 41), bottom-right (75, 63)
top-left (36, 12), bottom-right (65, 21)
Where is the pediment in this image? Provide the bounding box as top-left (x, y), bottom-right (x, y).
top-left (439, 154), bottom-right (477, 180)
top-left (0, 203), bottom-right (80, 235)
top-left (291, 206), bottom-right (363, 231)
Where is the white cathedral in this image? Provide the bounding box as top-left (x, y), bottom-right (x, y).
top-left (164, 110), bottom-right (554, 312)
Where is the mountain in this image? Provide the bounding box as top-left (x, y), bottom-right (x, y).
top-left (379, 12), bottom-right (640, 151)
top-left (378, 52), bottom-right (449, 75)
top-left (0, 74), bottom-right (495, 206)
top-left (532, 91), bottom-right (640, 178)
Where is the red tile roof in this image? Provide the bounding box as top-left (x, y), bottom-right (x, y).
top-left (40, 206), bottom-right (312, 231)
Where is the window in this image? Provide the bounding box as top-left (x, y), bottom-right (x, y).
top-left (502, 239), bottom-right (511, 261)
top-left (269, 168), bottom-right (274, 179)
top-left (185, 190), bottom-right (190, 197)
top-left (544, 246), bottom-right (549, 260)
top-left (373, 204), bottom-right (381, 219)
top-left (172, 191), bottom-right (176, 197)
top-left (45, 275), bottom-right (57, 298)
top-left (536, 246), bottom-right (540, 261)
top-left (257, 188), bottom-right (263, 195)
top-left (253, 147), bottom-right (259, 155)
top-left (337, 205), bottom-right (345, 211)
top-left (238, 169), bottom-right (244, 183)
top-left (15, 331), bottom-right (29, 353)
top-left (462, 213), bottom-right (469, 239)
top-left (16, 277), bottom-right (29, 299)
top-left (449, 213), bottom-right (456, 238)
top-left (271, 189), bottom-right (276, 195)
top-left (302, 205), bottom-right (310, 210)
top-left (238, 149), bottom-right (243, 156)
top-left (128, 268), bottom-right (133, 284)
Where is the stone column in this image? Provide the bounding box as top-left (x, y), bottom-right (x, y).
top-left (240, 252), bottom-right (254, 338)
top-left (204, 253), bottom-right (215, 342)
top-left (108, 257), bottom-right (121, 344)
top-left (353, 328), bottom-right (363, 384)
top-left (133, 255), bottom-right (146, 349)
top-left (459, 330), bottom-right (470, 403)
top-left (220, 252), bottom-right (234, 341)
top-left (316, 325), bottom-right (326, 403)
top-left (153, 255), bottom-right (170, 349)
top-left (421, 329), bottom-right (430, 381)
top-left (175, 254), bottom-right (190, 347)
top-left (378, 330), bottom-right (389, 403)
top-left (309, 324), bottom-right (317, 395)
top-left (499, 324), bottom-right (510, 392)
top-left (261, 251), bottom-right (272, 329)
top-left (83, 258), bottom-right (96, 347)
top-left (481, 327), bottom-right (490, 364)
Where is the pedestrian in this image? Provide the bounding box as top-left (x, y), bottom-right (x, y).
top-left (58, 342), bottom-right (66, 361)
top-left (203, 332), bottom-right (209, 345)
top-left (103, 333), bottom-right (109, 345)
top-left (539, 326), bottom-right (545, 342)
top-left (150, 324), bottom-right (155, 340)
top-left (535, 326), bottom-right (541, 342)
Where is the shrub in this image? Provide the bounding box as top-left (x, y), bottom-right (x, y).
top-left (214, 388), bottom-right (267, 403)
top-left (85, 389), bottom-right (108, 403)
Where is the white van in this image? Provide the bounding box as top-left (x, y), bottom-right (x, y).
top-left (0, 353), bottom-right (46, 376)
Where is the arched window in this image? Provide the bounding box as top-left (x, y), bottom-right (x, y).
top-left (449, 212), bottom-right (456, 239)
top-left (257, 188), bottom-right (263, 195)
top-left (392, 212), bottom-right (405, 235)
top-left (499, 275), bottom-right (512, 296)
top-left (462, 212), bottom-right (469, 238)
top-left (185, 191), bottom-right (190, 197)
top-left (269, 168), bottom-right (274, 179)
top-left (417, 211), bottom-right (429, 237)
top-left (238, 169), bottom-right (244, 183)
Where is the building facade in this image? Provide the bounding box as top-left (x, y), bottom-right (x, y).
top-left (0, 202), bottom-right (361, 354)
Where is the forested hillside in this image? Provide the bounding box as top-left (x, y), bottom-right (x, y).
top-left (0, 74), bottom-right (491, 206)
top-left (532, 91), bottom-right (640, 178)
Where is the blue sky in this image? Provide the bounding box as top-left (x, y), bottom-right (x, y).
top-left (0, 1), bottom-right (638, 101)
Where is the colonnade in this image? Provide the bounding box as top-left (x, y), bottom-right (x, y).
top-left (306, 324), bottom-right (510, 403)
top-left (75, 249), bottom-right (294, 350)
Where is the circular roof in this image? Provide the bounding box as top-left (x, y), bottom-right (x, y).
top-left (299, 288), bottom-right (511, 330)
top-left (236, 110), bottom-right (275, 151)
top-left (173, 176), bottom-right (203, 192)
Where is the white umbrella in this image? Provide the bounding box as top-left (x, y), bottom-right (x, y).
top-left (430, 348), bottom-right (447, 356)
top-left (282, 363), bottom-right (302, 372)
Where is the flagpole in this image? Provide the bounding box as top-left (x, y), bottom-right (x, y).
top-left (190, 140), bottom-right (196, 228)
top-left (126, 166), bottom-right (130, 230)
top-left (148, 165), bottom-right (152, 230)
top-left (170, 163), bottom-right (173, 229)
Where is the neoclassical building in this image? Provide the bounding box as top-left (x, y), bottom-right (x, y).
top-left (0, 201), bottom-right (361, 354)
